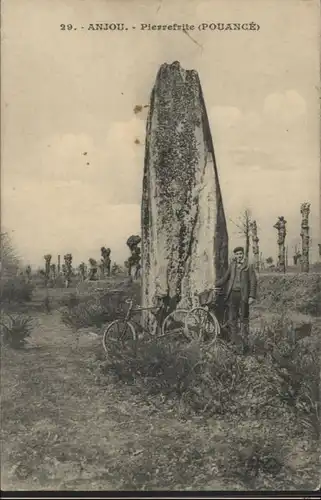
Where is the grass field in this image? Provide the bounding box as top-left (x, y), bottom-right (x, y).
top-left (1, 273), bottom-right (320, 491)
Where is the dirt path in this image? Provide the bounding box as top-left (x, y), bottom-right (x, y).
top-left (1, 312), bottom-right (239, 491)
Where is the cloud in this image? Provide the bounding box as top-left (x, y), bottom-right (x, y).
top-left (228, 147), bottom-right (300, 171)
top-left (263, 90), bottom-right (307, 122)
top-left (2, 176), bottom-right (141, 265)
top-left (9, 116), bottom-right (147, 204)
top-left (209, 89), bottom-right (309, 174)
top-left (208, 93), bottom-right (318, 261)
top-left (210, 106), bottom-right (242, 129)
top-left (2, 116), bottom-right (147, 264)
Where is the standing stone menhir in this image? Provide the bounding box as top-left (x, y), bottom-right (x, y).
top-left (141, 61), bottom-right (229, 324)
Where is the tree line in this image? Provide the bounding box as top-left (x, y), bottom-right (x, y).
top-left (29, 235), bottom-right (142, 288)
top-left (233, 202), bottom-right (315, 273)
top-left (2, 200), bottom-right (319, 288)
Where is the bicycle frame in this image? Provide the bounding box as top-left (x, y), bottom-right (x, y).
top-left (194, 288), bottom-right (230, 332)
top-left (124, 299), bottom-right (161, 320)
top-left (121, 298), bottom-right (163, 336)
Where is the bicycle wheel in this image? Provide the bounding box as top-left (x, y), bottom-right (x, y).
top-left (161, 309), bottom-right (190, 338)
top-left (102, 319), bottom-right (137, 358)
top-left (186, 307), bottom-right (220, 344)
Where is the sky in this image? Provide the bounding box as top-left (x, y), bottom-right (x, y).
top-left (1, 0), bottom-right (320, 268)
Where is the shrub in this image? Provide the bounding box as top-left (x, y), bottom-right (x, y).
top-left (61, 302), bottom-right (104, 331)
top-left (297, 289), bottom-right (321, 317)
top-left (0, 277), bottom-right (34, 303)
top-left (97, 334), bottom-right (281, 419)
top-left (95, 312), bottom-right (320, 433)
top-left (60, 291), bottom-right (127, 331)
top-left (0, 313), bottom-right (34, 349)
top-left (59, 292), bottom-right (81, 309)
top-left (182, 341), bottom-right (245, 415)
top-left (284, 336), bottom-right (320, 439)
top-left (257, 274), bottom-right (321, 317)
top-left (248, 317), bottom-right (320, 438)
top-left (100, 336), bottom-right (201, 397)
top-left (60, 285), bottom-right (142, 332)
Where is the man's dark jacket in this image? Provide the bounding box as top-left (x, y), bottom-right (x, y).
top-left (216, 259), bottom-right (257, 303)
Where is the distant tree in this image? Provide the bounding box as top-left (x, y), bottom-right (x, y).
top-left (50, 263), bottom-right (56, 280)
top-left (273, 216), bottom-right (287, 273)
top-left (126, 235), bottom-right (141, 279)
top-left (63, 254), bottom-right (73, 288)
top-left (300, 202), bottom-right (310, 272)
top-left (78, 262), bottom-right (87, 281)
top-left (293, 245), bottom-right (302, 266)
top-left (0, 232), bottom-right (20, 276)
top-left (100, 247), bottom-right (111, 277)
top-left (25, 265), bottom-right (32, 282)
top-left (88, 258), bottom-right (98, 281)
top-left (43, 254), bottom-right (52, 285)
top-left (230, 209), bottom-right (252, 259)
top-left (111, 262), bottom-right (122, 276)
top-left (266, 256), bottom-right (273, 265)
top-left (249, 220), bottom-right (260, 271)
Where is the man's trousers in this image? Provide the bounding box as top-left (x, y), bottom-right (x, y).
top-left (227, 290), bottom-right (249, 344)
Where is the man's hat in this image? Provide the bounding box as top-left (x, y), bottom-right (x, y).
top-left (233, 246), bottom-right (244, 254)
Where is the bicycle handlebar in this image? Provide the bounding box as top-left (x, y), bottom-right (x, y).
top-left (194, 287), bottom-right (223, 296)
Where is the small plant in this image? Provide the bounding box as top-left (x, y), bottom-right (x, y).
top-left (60, 292), bottom-right (81, 309)
top-left (0, 313), bottom-right (34, 349)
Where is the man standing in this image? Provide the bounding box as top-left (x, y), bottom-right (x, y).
top-left (215, 246), bottom-right (257, 350)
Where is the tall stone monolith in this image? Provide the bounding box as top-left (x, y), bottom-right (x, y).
top-left (141, 61), bottom-right (229, 326)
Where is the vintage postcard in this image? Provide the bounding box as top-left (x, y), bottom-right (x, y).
top-left (1, 0), bottom-right (320, 494)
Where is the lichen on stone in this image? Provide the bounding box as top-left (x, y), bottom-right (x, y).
top-left (141, 61), bottom-right (229, 323)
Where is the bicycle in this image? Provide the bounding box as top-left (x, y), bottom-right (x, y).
top-left (102, 290), bottom-right (225, 357)
top-left (102, 298), bottom-right (191, 357)
top-left (182, 287), bottom-right (227, 344)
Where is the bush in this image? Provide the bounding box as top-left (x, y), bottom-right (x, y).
top-left (0, 277), bottom-right (34, 303)
top-left (297, 288), bottom-right (321, 317)
top-left (94, 313), bottom-right (320, 434)
top-left (248, 317), bottom-right (320, 438)
top-left (100, 336), bottom-right (201, 397)
top-left (257, 273), bottom-right (321, 317)
top-left (0, 313), bottom-right (34, 349)
top-left (60, 290), bottom-right (129, 331)
top-left (59, 292), bottom-right (82, 309)
top-left (61, 302), bottom-right (115, 331)
top-left (96, 334), bottom-right (282, 419)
